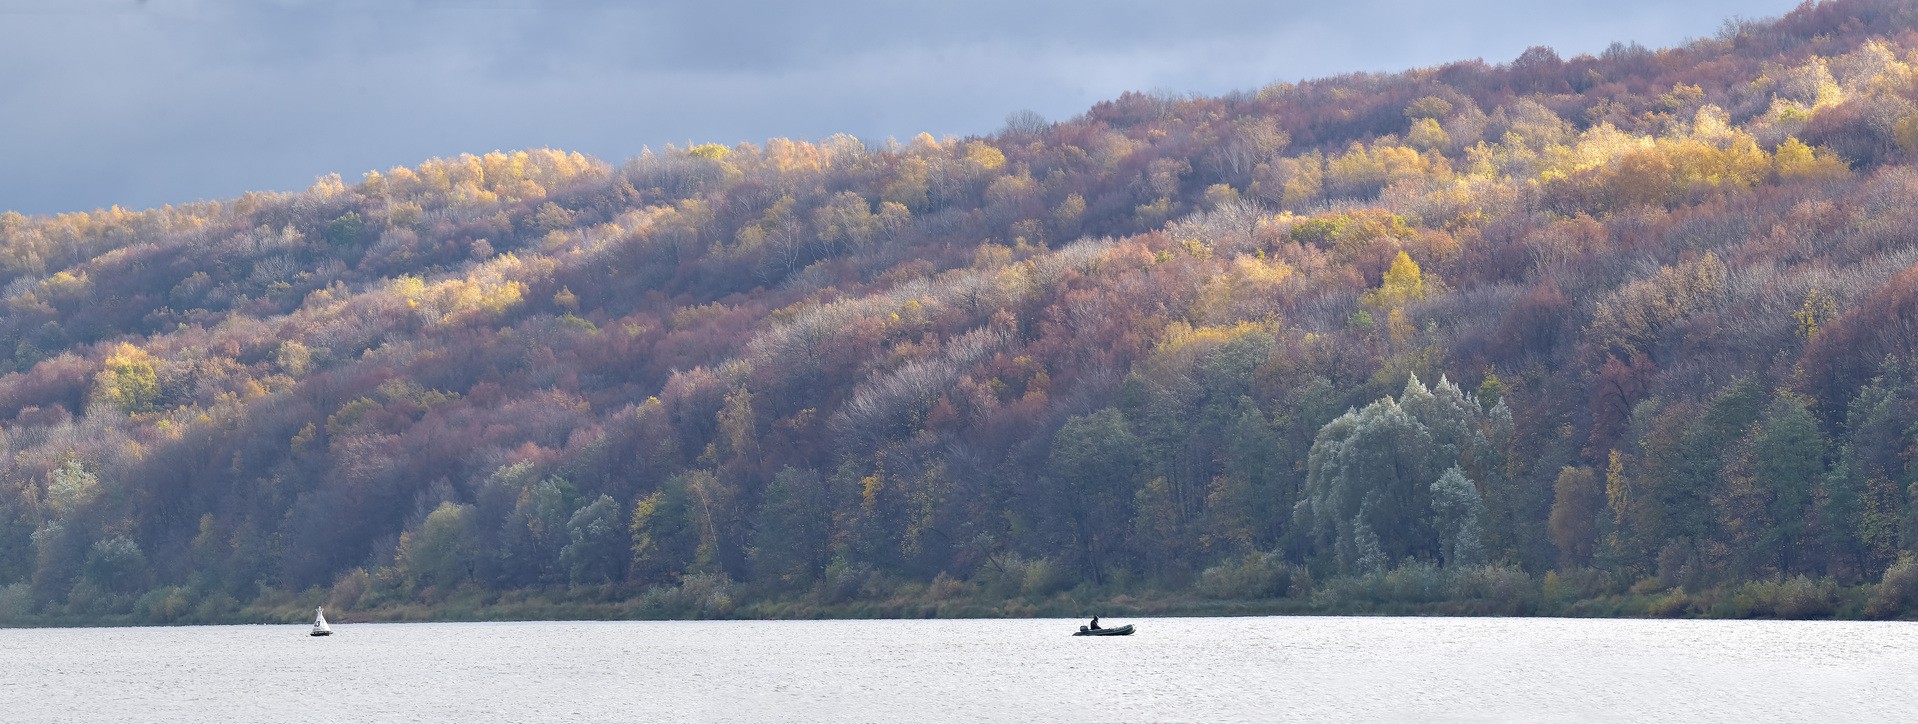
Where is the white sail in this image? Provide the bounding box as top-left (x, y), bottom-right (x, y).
top-left (313, 606), bottom-right (331, 634)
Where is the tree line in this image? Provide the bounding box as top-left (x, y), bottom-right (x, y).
top-left (6, 0), bottom-right (1918, 622)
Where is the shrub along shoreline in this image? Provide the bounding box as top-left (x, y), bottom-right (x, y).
top-left (5, 554), bottom-right (1915, 628)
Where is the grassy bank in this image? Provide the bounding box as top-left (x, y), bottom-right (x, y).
top-left (5, 559), bottom-right (1917, 628)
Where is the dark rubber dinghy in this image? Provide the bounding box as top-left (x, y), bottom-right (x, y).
top-left (1073, 624), bottom-right (1134, 636)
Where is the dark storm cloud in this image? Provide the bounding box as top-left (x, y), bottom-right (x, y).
top-left (0, 0), bottom-right (1801, 215)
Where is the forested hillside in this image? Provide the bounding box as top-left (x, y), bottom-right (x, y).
top-left (9, 0), bottom-right (1918, 624)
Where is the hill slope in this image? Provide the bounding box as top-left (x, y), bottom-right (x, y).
top-left (7, 0), bottom-right (1918, 622)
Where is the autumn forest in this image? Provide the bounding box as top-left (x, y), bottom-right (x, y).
top-left (9, 0), bottom-right (1918, 624)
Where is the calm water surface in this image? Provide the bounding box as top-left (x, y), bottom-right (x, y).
top-left (0, 616), bottom-right (1911, 722)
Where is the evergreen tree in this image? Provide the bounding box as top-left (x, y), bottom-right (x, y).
top-left (1047, 408), bottom-right (1143, 582)
top-left (1753, 394), bottom-right (1824, 573)
top-left (561, 495), bottom-right (626, 584)
top-left (1432, 466), bottom-right (1487, 567)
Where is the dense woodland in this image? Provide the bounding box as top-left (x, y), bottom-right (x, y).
top-left (10, 0), bottom-right (1918, 624)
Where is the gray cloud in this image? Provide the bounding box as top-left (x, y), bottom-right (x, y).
top-left (0, 0), bottom-right (1801, 215)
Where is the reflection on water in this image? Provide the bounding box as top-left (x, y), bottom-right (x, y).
top-left (0, 616), bottom-right (1910, 722)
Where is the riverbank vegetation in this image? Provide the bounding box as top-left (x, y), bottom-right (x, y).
top-left (6, 553), bottom-right (1917, 626)
top-left (10, 1), bottom-right (1918, 627)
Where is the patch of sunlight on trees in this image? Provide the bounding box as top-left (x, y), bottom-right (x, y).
top-left (92, 343), bottom-right (161, 414)
top-left (387, 254), bottom-right (536, 327)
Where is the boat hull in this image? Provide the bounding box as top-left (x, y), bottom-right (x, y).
top-left (1072, 624), bottom-right (1134, 636)
top-left (310, 630), bottom-right (332, 637)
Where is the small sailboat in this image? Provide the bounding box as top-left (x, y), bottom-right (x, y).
top-left (310, 606), bottom-right (333, 637)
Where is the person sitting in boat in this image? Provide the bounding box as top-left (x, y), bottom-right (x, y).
top-left (1088, 616), bottom-right (1102, 631)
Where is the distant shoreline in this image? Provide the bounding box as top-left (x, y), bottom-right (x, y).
top-left (6, 569), bottom-right (1913, 628)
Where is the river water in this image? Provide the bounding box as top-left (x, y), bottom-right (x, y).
top-left (0, 616), bottom-right (1910, 722)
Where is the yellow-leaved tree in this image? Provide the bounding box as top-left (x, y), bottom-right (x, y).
top-left (1364, 251), bottom-right (1428, 310)
top-left (93, 343), bottom-right (161, 414)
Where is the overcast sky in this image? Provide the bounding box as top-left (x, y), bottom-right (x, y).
top-left (0, 0), bottom-right (1803, 216)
